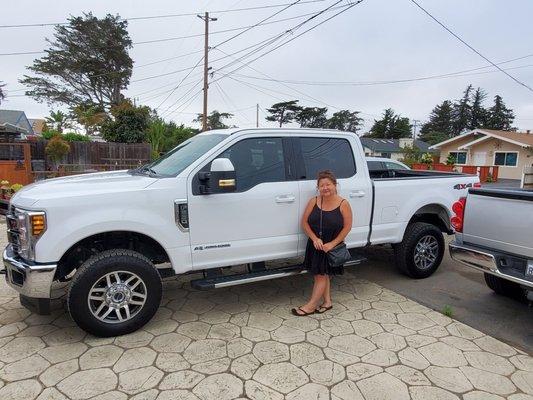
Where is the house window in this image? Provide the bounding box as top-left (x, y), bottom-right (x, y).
top-left (449, 151), bottom-right (467, 165)
top-left (494, 152), bottom-right (518, 167)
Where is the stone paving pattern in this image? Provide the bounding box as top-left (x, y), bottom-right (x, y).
top-left (0, 231), bottom-right (532, 399)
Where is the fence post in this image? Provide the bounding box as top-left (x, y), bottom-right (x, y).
top-left (22, 143), bottom-right (33, 184)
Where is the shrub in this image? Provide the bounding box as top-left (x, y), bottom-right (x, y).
top-left (45, 135), bottom-right (70, 169)
top-left (63, 132), bottom-right (90, 142)
top-left (10, 183), bottom-right (23, 192)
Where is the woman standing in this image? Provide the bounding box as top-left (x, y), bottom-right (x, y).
top-left (292, 170), bottom-right (353, 316)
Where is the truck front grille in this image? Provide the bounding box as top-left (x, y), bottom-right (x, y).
top-left (6, 212), bottom-right (21, 255)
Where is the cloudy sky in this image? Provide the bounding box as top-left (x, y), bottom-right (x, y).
top-left (2, 0), bottom-right (533, 133)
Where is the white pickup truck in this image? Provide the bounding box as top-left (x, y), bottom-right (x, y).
top-left (3, 128), bottom-right (479, 336)
top-left (450, 187), bottom-right (533, 301)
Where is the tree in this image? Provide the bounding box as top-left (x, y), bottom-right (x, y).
top-left (326, 110), bottom-right (363, 133)
top-left (0, 81), bottom-right (5, 105)
top-left (20, 13), bottom-right (133, 110)
top-left (147, 118), bottom-right (196, 159)
top-left (485, 95), bottom-right (515, 130)
top-left (194, 110), bottom-right (234, 130)
top-left (400, 144), bottom-right (422, 167)
top-left (101, 101), bottom-right (151, 143)
top-left (469, 87), bottom-right (487, 129)
top-left (45, 110), bottom-right (71, 133)
top-left (420, 100), bottom-right (454, 139)
top-left (295, 107), bottom-right (328, 128)
top-left (72, 103), bottom-right (107, 135)
top-left (265, 100), bottom-right (301, 127)
top-left (452, 84), bottom-right (473, 135)
top-left (368, 108), bottom-right (411, 139)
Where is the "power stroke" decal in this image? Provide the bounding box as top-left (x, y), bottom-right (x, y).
top-left (194, 243), bottom-right (231, 251)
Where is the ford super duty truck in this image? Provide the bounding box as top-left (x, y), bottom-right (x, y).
top-left (3, 128), bottom-right (479, 336)
top-left (450, 188), bottom-right (533, 302)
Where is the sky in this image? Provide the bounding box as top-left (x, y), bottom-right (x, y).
top-left (2, 0), bottom-right (533, 133)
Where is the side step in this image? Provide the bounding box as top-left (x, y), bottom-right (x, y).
top-left (190, 255), bottom-right (366, 290)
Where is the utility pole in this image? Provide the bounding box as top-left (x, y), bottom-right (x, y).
top-left (412, 119), bottom-right (420, 139)
top-left (256, 104), bottom-right (259, 128)
top-left (198, 12), bottom-right (217, 132)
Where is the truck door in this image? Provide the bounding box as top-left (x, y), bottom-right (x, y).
top-left (187, 136), bottom-right (300, 270)
top-left (292, 136), bottom-right (372, 254)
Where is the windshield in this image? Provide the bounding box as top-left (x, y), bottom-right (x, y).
top-left (148, 134), bottom-right (227, 176)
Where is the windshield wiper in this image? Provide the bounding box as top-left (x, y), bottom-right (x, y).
top-left (130, 165), bottom-right (158, 177)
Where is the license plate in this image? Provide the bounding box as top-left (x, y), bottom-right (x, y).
top-left (526, 261), bottom-right (533, 279)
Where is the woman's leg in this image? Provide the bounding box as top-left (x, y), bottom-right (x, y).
top-left (322, 276), bottom-right (332, 307)
top-left (298, 275), bottom-right (327, 314)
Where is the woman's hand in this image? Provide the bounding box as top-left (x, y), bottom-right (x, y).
top-left (312, 238), bottom-right (324, 251)
top-left (322, 242), bottom-right (336, 253)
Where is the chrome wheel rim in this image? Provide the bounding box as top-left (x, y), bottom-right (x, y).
top-left (88, 271), bottom-right (147, 324)
top-left (414, 235), bottom-right (439, 270)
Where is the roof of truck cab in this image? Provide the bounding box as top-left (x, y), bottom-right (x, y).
top-left (199, 127), bottom-right (351, 136)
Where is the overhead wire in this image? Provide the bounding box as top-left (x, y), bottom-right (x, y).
top-left (409, 0), bottom-right (533, 93)
top-left (0, 0), bottom-right (326, 28)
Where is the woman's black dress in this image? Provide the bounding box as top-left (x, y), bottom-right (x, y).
top-left (303, 197), bottom-right (345, 275)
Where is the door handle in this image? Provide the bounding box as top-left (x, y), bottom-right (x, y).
top-left (275, 195), bottom-right (296, 203)
top-left (349, 190), bottom-right (366, 198)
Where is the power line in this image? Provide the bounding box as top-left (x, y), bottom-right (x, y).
top-left (212, 1), bottom-right (363, 85)
top-left (409, 0), bottom-right (533, 93)
top-left (212, 0), bottom-right (302, 49)
top-left (230, 60), bottom-right (533, 86)
top-left (0, 0), bottom-right (326, 29)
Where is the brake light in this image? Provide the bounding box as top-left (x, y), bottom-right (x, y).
top-left (451, 197), bottom-right (466, 233)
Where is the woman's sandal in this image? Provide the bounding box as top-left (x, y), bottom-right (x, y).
top-left (291, 307), bottom-right (315, 316)
top-left (316, 305), bottom-right (333, 314)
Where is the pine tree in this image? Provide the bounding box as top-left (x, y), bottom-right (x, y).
top-left (368, 108), bottom-right (411, 139)
top-left (265, 100), bottom-right (301, 127)
top-left (295, 107), bottom-right (328, 128)
top-left (419, 100), bottom-right (454, 142)
top-left (469, 87), bottom-right (487, 129)
top-left (452, 84), bottom-right (473, 136)
top-left (485, 95), bottom-right (515, 130)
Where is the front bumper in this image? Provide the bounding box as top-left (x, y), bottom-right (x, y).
top-left (3, 245), bottom-right (57, 313)
top-left (449, 241), bottom-right (533, 289)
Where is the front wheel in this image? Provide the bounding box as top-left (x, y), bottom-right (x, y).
top-left (67, 249), bottom-right (162, 337)
top-left (394, 222), bottom-right (445, 279)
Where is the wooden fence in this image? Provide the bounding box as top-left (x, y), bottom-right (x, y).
top-left (0, 143), bottom-right (32, 185)
top-left (29, 141), bottom-right (151, 167)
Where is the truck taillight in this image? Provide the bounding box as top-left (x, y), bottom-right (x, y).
top-left (473, 182), bottom-right (481, 188)
top-left (451, 197), bottom-right (466, 233)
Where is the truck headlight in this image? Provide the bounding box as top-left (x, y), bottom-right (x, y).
top-left (15, 209), bottom-right (47, 260)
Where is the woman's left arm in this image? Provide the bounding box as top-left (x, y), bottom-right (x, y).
top-left (325, 200), bottom-right (353, 251)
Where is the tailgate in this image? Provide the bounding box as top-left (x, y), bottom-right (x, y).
top-left (463, 189), bottom-right (533, 258)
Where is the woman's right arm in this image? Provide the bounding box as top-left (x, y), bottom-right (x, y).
top-left (301, 197), bottom-right (323, 250)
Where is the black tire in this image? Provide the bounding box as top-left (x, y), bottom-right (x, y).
top-left (67, 249), bottom-right (162, 337)
top-left (484, 273), bottom-right (525, 300)
top-left (394, 222), bottom-right (445, 279)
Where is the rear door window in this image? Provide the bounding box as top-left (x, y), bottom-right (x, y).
top-left (297, 137), bottom-right (356, 180)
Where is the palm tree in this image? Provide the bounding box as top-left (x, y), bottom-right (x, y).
top-left (45, 110), bottom-right (71, 133)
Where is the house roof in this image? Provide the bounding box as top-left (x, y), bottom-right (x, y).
top-left (0, 109), bottom-right (34, 135)
top-left (429, 128), bottom-right (533, 149)
top-left (360, 138), bottom-right (434, 153)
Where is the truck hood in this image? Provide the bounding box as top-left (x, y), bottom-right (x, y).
top-left (11, 170), bottom-right (157, 208)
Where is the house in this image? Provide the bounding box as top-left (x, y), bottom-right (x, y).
top-left (360, 137), bottom-right (434, 161)
top-left (0, 110), bottom-right (34, 141)
top-left (429, 128), bottom-right (533, 180)
top-left (28, 118), bottom-right (47, 135)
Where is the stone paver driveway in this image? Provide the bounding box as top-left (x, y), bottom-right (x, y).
top-left (0, 237), bottom-right (532, 399)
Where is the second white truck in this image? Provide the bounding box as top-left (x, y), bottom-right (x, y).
top-left (3, 128), bottom-right (479, 336)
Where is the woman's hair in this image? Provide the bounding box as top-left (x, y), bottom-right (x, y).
top-left (317, 170), bottom-right (337, 186)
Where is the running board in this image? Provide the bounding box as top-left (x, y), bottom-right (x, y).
top-left (190, 255), bottom-right (366, 290)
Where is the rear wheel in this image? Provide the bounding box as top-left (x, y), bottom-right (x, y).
top-left (394, 222), bottom-right (445, 279)
top-left (67, 249), bottom-right (162, 337)
top-left (484, 273), bottom-right (525, 300)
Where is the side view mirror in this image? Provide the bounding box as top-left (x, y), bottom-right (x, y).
top-left (198, 158), bottom-right (237, 194)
